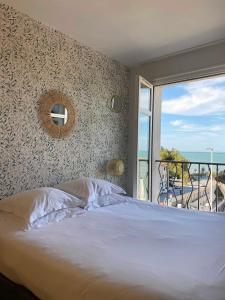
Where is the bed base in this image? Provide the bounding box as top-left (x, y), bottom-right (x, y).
top-left (0, 273), bottom-right (38, 299)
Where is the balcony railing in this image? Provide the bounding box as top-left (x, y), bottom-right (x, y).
top-left (156, 160), bottom-right (225, 212)
top-left (137, 158), bottom-right (225, 212)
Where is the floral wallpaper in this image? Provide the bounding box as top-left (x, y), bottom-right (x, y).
top-left (0, 3), bottom-right (129, 199)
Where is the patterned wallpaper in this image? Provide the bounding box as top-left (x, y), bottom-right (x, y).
top-left (0, 3), bottom-right (129, 199)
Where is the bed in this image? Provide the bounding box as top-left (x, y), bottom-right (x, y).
top-left (0, 194), bottom-right (225, 300)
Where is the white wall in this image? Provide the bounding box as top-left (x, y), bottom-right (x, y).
top-left (133, 40), bottom-right (225, 85)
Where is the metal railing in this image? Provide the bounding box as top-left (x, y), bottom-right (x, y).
top-left (137, 158), bottom-right (225, 212)
top-left (155, 160), bottom-right (225, 212)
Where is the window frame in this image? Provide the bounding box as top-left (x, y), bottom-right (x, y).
top-left (136, 76), bottom-right (154, 201)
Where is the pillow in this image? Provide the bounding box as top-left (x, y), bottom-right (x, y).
top-left (30, 207), bottom-right (84, 230)
top-left (55, 177), bottom-right (126, 203)
top-left (0, 187), bottom-right (84, 229)
top-left (87, 193), bottom-right (129, 210)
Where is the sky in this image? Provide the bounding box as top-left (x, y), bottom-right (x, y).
top-left (161, 75), bottom-right (225, 152)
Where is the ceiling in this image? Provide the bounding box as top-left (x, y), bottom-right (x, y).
top-left (3, 0), bottom-right (225, 66)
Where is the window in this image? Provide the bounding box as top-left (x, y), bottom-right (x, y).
top-left (137, 77), bottom-right (153, 200)
top-left (158, 74), bottom-right (225, 211)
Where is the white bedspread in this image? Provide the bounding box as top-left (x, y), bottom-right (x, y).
top-left (0, 198), bottom-right (225, 300)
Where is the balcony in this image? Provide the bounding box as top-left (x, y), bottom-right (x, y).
top-left (138, 159), bottom-right (225, 212)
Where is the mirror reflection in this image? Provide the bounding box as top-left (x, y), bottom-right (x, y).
top-left (51, 104), bottom-right (68, 126)
top-left (108, 96), bottom-right (124, 113)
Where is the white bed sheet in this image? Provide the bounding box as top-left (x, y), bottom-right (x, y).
top-left (0, 197), bottom-right (225, 300)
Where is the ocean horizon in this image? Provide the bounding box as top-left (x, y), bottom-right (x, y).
top-left (180, 151), bottom-right (225, 164)
top-left (138, 150), bottom-right (225, 164)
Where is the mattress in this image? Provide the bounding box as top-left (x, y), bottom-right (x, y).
top-left (0, 197), bottom-right (225, 300)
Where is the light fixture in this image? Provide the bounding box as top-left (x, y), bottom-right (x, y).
top-left (108, 95), bottom-right (125, 113)
top-left (106, 159), bottom-right (124, 176)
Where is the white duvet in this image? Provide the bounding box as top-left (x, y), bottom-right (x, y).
top-left (0, 197), bottom-right (225, 300)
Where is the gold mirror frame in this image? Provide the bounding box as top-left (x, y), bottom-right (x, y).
top-left (38, 90), bottom-right (75, 139)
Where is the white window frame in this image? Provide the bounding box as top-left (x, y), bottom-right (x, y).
top-left (136, 76), bottom-right (154, 201)
top-left (128, 64), bottom-right (225, 202)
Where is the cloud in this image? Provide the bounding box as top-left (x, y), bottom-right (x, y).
top-left (170, 120), bottom-right (195, 130)
top-left (175, 123), bottom-right (223, 134)
top-left (210, 125), bottom-right (223, 132)
top-left (180, 124), bottom-right (194, 130)
top-left (170, 120), bottom-right (184, 126)
top-left (162, 76), bottom-right (225, 116)
top-left (169, 119), bottom-right (194, 130)
top-left (168, 119), bottom-right (224, 134)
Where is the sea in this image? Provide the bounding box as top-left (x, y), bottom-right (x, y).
top-left (138, 151), bottom-right (225, 199)
top-left (181, 152), bottom-right (225, 164)
top-left (138, 151), bottom-right (225, 177)
top-left (138, 151), bottom-right (225, 164)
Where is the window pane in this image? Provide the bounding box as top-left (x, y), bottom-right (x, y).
top-left (138, 113), bottom-right (150, 157)
top-left (138, 113), bottom-right (151, 200)
top-left (137, 160), bottom-right (149, 201)
top-left (139, 83), bottom-right (151, 110)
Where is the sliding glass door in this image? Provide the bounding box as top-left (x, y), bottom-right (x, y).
top-left (137, 77), bottom-right (154, 201)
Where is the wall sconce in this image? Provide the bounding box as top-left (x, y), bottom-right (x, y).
top-left (108, 95), bottom-right (125, 113)
top-left (106, 159), bottom-right (125, 176)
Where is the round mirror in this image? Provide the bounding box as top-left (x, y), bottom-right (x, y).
top-left (38, 90), bottom-right (75, 139)
top-left (108, 95), bottom-right (124, 113)
top-left (51, 104), bottom-right (68, 126)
